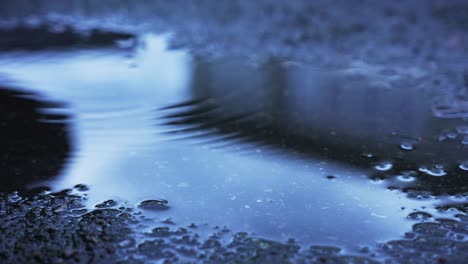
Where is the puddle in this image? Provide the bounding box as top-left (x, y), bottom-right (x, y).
top-left (0, 34), bottom-right (466, 252)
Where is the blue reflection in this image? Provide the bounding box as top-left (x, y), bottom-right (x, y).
top-left (0, 35), bottom-right (462, 249)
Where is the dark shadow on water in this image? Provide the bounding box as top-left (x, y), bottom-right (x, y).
top-left (159, 57), bottom-right (468, 195)
top-left (0, 23), bottom-right (134, 51)
top-left (0, 86), bottom-right (71, 192)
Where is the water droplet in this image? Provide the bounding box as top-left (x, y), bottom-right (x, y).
top-left (396, 175), bottom-right (416, 182)
top-left (461, 136), bottom-right (468, 145)
top-left (400, 142), bottom-right (414, 151)
top-left (418, 166), bottom-right (447, 177)
top-left (447, 132), bottom-right (457, 139)
top-left (374, 161), bottom-right (393, 171)
top-left (456, 125), bottom-right (468, 134)
top-left (459, 162), bottom-right (468, 171)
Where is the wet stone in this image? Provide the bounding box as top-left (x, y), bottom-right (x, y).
top-left (404, 232), bottom-right (417, 239)
top-left (3, 188), bottom-right (467, 264)
top-left (407, 211), bottom-right (433, 221)
top-left (138, 199), bottom-right (169, 210)
top-left (437, 203), bottom-right (468, 214)
top-left (412, 223), bottom-right (449, 237)
top-left (201, 238), bottom-right (222, 249)
top-left (150, 227), bottom-right (171, 237)
top-left (309, 245), bottom-right (341, 255)
top-left (74, 184), bottom-right (90, 192)
top-left (95, 199), bottom-right (118, 208)
top-left (161, 218), bottom-right (175, 225)
top-left (50, 189), bottom-right (73, 197)
top-left (403, 187), bottom-right (434, 200)
top-left (0, 190), bottom-right (135, 263)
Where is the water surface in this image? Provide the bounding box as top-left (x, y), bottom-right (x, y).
top-left (0, 35), bottom-right (466, 251)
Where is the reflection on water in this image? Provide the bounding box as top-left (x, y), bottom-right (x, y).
top-left (0, 35), bottom-right (466, 248)
top-left (187, 57), bottom-right (466, 168)
top-left (0, 23), bottom-right (134, 51)
top-left (0, 85), bottom-right (71, 192)
top-left (181, 57), bottom-right (467, 195)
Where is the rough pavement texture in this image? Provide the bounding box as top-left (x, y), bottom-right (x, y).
top-left (0, 188), bottom-right (467, 264)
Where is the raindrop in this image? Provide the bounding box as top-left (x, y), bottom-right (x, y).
top-left (418, 166), bottom-right (447, 177)
top-left (461, 136), bottom-right (468, 145)
top-left (459, 162), bottom-right (468, 171)
top-left (374, 161), bottom-right (393, 171)
top-left (400, 142), bottom-right (414, 151)
top-left (456, 125), bottom-right (468, 134)
top-left (396, 175), bottom-right (416, 182)
top-left (447, 132), bottom-right (457, 139)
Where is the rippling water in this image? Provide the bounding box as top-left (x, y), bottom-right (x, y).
top-left (1, 34), bottom-right (467, 252)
